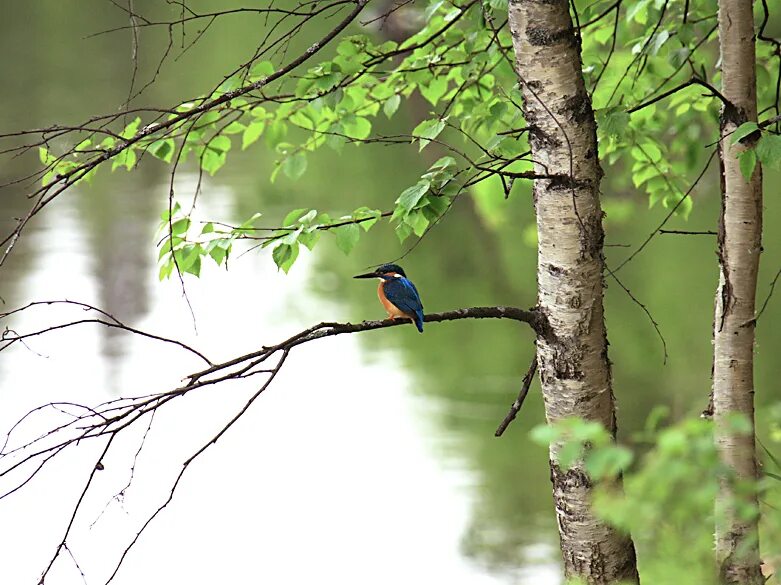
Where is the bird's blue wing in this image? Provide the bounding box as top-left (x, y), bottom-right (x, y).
top-left (384, 277), bottom-right (424, 332)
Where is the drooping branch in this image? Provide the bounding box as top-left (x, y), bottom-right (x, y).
top-left (1, 303), bottom-right (541, 584)
top-left (0, 300), bottom-right (212, 364)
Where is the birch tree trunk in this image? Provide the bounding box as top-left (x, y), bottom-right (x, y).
top-left (713, 0), bottom-right (763, 582)
top-left (507, 1), bottom-right (639, 582)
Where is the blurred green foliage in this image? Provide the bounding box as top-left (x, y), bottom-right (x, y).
top-left (538, 411), bottom-right (781, 584)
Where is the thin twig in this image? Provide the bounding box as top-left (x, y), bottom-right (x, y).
top-left (658, 229), bottom-right (717, 235)
top-left (495, 356), bottom-right (538, 437)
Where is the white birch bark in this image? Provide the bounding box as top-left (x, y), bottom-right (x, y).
top-left (507, 1), bottom-right (638, 582)
top-left (713, 0), bottom-right (763, 582)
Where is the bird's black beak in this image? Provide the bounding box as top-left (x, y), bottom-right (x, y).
top-left (353, 271), bottom-right (379, 279)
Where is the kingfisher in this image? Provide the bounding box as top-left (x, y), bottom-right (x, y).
top-left (353, 263), bottom-right (424, 332)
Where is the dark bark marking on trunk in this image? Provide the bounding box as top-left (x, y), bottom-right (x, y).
top-left (528, 124), bottom-right (562, 150)
top-left (564, 92), bottom-right (594, 124)
top-left (526, 26), bottom-right (576, 46)
top-left (716, 123), bottom-right (734, 333)
top-left (549, 342), bottom-right (586, 380)
top-left (550, 463), bottom-right (593, 490)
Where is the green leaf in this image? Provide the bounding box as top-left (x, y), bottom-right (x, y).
top-left (177, 245), bottom-right (202, 277)
top-left (120, 117), bottom-right (141, 140)
top-left (159, 260), bottom-right (174, 281)
top-left (425, 0), bottom-right (445, 20)
top-left (314, 72), bottom-right (340, 92)
top-left (209, 243), bottom-right (230, 266)
top-left (242, 121), bottom-right (265, 149)
top-left (430, 156), bottom-right (457, 170)
top-left (171, 217), bottom-right (190, 236)
top-left (342, 116), bottom-right (372, 140)
top-left (404, 211), bottom-right (429, 237)
top-left (420, 77), bottom-right (448, 106)
top-left (39, 146), bottom-right (53, 164)
top-left (650, 30), bottom-right (669, 56)
top-left (112, 148), bottom-right (137, 171)
top-left (201, 148), bottom-right (226, 175)
top-left (663, 191), bottom-right (693, 219)
top-left (251, 60), bottom-right (275, 78)
top-left (626, 0), bottom-right (649, 23)
top-left (334, 223), bottom-right (360, 254)
top-left (299, 209), bottom-right (318, 224)
top-left (326, 129), bottom-right (346, 153)
top-left (558, 442), bottom-right (585, 470)
top-left (598, 108), bottom-right (629, 139)
top-left (412, 118), bottom-right (446, 151)
top-left (425, 194), bottom-right (450, 216)
top-left (585, 446), bottom-right (634, 479)
top-left (298, 229), bottom-right (321, 251)
top-left (529, 423), bottom-right (559, 445)
top-left (158, 238), bottom-right (179, 260)
top-left (384, 94), bottom-right (401, 118)
top-left (265, 120), bottom-right (288, 149)
top-left (353, 207), bottom-right (382, 231)
top-left (208, 135), bottom-right (232, 154)
top-left (756, 134), bottom-right (781, 168)
top-left (289, 110), bottom-right (316, 131)
top-left (396, 181), bottom-right (431, 211)
top-left (74, 138), bottom-right (91, 152)
top-left (739, 148), bottom-right (757, 181)
top-left (283, 151), bottom-right (308, 180)
top-left (731, 122), bottom-right (760, 144)
top-left (632, 164), bottom-right (658, 188)
top-left (283, 208), bottom-right (308, 226)
top-left (640, 141), bottom-right (662, 163)
top-left (223, 121), bottom-right (246, 135)
top-left (272, 242), bottom-right (299, 273)
top-left (395, 221), bottom-right (413, 243)
top-left (149, 139), bottom-right (174, 163)
top-left (337, 38), bottom-right (360, 57)
top-left (161, 202), bottom-right (182, 222)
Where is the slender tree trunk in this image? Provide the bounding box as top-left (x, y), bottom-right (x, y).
top-left (507, 1), bottom-right (639, 583)
top-left (713, 0), bottom-right (763, 582)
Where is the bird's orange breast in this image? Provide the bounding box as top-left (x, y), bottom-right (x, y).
top-left (377, 280), bottom-right (409, 319)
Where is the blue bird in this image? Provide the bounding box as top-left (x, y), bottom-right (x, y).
top-left (354, 263), bottom-right (424, 332)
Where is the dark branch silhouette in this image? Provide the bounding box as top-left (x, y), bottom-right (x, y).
top-left (495, 356), bottom-right (538, 437)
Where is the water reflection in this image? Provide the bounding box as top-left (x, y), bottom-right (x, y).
top-left (1, 189), bottom-right (540, 584)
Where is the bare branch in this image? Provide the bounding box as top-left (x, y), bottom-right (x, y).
top-left (659, 229), bottom-right (717, 235)
top-left (0, 300), bottom-right (212, 364)
top-left (628, 76), bottom-right (733, 115)
top-left (494, 356), bottom-right (538, 437)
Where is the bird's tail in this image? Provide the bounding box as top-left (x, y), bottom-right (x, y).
top-left (414, 311), bottom-right (424, 333)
